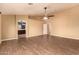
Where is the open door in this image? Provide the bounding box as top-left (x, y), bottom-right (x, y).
top-left (18, 20), bottom-right (26, 39)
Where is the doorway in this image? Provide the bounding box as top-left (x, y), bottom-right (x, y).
top-left (43, 23), bottom-right (48, 35)
top-left (18, 20), bottom-right (26, 39)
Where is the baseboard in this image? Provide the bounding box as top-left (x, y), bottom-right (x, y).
top-left (27, 34), bottom-right (44, 38)
top-left (1, 34), bottom-right (49, 41)
top-left (50, 34), bottom-right (79, 40)
top-left (27, 34), bottom-right (50, 39)
top-left (1, 37), bottom-right (18, 41)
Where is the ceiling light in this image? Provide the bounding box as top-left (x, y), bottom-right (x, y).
top-left (43, 16), bottom-right (48, 20)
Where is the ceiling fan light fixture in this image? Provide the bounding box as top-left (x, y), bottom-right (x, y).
top-left (43, 7), bottom-right (49, 21)
top-left (43, 16), bottom-right (48, 20)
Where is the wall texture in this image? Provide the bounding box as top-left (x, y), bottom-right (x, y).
top-left (0, 14), bottom-right (1, 43)
top-left (50, 6), bottom-right (79, 39)
top-left (1, 15), bottom-right (17, 40)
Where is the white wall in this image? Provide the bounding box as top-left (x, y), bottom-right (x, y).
top-left (50, 6), bottom-right (79, 39)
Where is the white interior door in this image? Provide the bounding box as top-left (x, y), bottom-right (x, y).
top-left (43, 23), bottom-right (48, 35)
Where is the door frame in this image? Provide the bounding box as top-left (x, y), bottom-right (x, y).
top-left (16, 19), bottom-right (28, 39)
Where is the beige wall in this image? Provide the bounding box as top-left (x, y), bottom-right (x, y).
top-left (1, 15), bottom-right (44, 40)
top-left (2, 6), bottom-right (79, 40)
top-left (0, 14), bottom-right (1, 43)
top-left (50, 6), bottom-right (79, 39)
top-left (16, 16), bottom-right (44, 37)
top-left (1, 15), bottom-right (17, 40)
top-left (29, 19), bottom-right (43, 37)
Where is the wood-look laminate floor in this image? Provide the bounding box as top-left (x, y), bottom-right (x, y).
top-left (0, 35), bottom-right (79, 55)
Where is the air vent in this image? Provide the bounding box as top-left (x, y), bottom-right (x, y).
top-left (28, 3), bottom-right (33, 5)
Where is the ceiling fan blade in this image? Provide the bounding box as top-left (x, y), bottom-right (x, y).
top-left (48, 15), bottom-right (55, 17)
top-left (29, 16), bottom-right (43, 20)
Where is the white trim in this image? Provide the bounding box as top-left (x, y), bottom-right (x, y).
top-left (1, 37), bottom-right (18, 41)
top-left (50, 34), bottom-right (79, 40)
top-left (27, 34), bottom-right (44, 38)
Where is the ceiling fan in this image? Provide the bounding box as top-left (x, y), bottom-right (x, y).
top-left (43, 7), bottom-right (54, 21)
top-left (29, 7), bottom-right (54, 20)
top-left (28, 6), bottom-right (54, 35)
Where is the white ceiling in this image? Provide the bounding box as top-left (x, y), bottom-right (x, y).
top-left (0, 3), bottom-right (79, 16)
